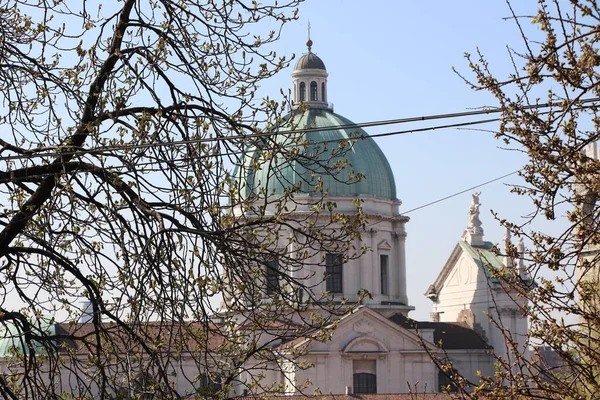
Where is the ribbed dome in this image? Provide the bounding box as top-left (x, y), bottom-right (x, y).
top-left (294, 51), bottom-right (326, 71)
top-left (237, 108), bottom-right (397, 201)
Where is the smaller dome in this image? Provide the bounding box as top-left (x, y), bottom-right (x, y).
top-left (294, 51), bottom-right (326, 71)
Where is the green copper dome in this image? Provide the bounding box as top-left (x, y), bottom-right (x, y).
top-left (237, 108), bottom-right (397, 201)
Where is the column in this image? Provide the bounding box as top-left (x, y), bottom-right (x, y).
top-left (395, 226), bottom-right (408, 305)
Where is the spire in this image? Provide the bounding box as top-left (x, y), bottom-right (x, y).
top-left (307, 21), bottom-right (312, 52)
top-left (463, 192), bottom-right (484, 247)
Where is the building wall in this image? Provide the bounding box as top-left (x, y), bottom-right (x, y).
top-left (432, 249), bottom-right (528, 371)
top-left (271, 310), bottom-right (439, 395)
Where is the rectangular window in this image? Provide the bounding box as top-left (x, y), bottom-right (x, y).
top-left (265, 258), bottom-right (279, 294)
top-left (380, 254), bottom-right (389, 295)
top-left (353, 373), bottom-right (377, 394)
top-left (326, 253), bottom-right (343, 293)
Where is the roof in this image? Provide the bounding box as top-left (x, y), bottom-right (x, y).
top-left (427, 240), bottom-right (507, 300)
top-left (0, 317), bottom-right (62, 357)
top-left (237, 108), bottom-right (398, 201)
top-left (294, 50), bottom-right (326, 71)
top-left (456, 240), bottom-right (534, 287)
top-left (458, 240), bottom-right (504, 284)
top-left (59, 321), bottom-right (228, 355)
top-left (0, 319), bottom-right (229, 358)
top-left (388, 313), bottom-right (492, 350)
top-left (277, 307), bottom-right (442, 354)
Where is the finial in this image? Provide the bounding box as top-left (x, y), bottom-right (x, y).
top-left (307, 21), bottom-right (312, 52)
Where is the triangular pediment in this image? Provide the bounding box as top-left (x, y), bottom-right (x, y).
top-left (377, 240), bottom-right (392, 250)
top-left (297, 307), bottom-right (437, 354)
top-left (428, 240), bottom-right (507, 300)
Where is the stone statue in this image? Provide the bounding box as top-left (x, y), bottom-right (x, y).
top-left (462, 192), bottom-right (485, 246)
top-left (467, 192), bottom-right (484, 235)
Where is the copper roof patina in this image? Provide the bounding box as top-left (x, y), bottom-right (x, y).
top-left (459, 240), bottom-right (505, 284)
top-left (238, 108), bottom-right (398, 201)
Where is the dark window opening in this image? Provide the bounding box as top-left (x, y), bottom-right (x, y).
top-left (265, 258), bottom-right (280, 294)
top-left (380, 254), bottom-right (389, 295)
top-left (326, 253), bottom-right (343, 293)
top-left (353, 373), bottom-right (377, 394)
top-left (299, 82), bottom-right (306, 101)
top-left (310, 81), bottom-right (318, 101)
top-left (321, 82), bottom-right (326, 102)
top-left (438, 369), bottom-right (458, 393)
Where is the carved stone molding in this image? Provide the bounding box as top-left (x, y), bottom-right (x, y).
top-left (392, 232), bottom-right (407, 241)
top-left (341, 352), bottom-right (388, 360)
top-left (353, 320), bottom-right (375, 334)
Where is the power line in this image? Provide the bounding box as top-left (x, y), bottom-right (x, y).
top-left (0, 115), bottom-right (501, 163)
top-left (0, 116), bottom-right (504, 180)
top-left (0, 113), bottom-right (522, 215)
top-left (1, 97), bottom-right (596, 162)
top-left (403, 170), bottom-right (520, 214)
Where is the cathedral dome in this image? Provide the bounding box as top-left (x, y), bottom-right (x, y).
top-left (237, 108), bottom-right (397, 201)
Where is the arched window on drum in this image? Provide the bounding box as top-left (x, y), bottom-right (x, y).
top-left (310, 81), bottom-right (318, 101)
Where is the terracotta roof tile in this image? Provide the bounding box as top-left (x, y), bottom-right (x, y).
top-left (56, 321), bottom-right (227, 355)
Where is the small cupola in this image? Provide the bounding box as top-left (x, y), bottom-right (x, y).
top-left (292, 39), bottom-right (330, 109)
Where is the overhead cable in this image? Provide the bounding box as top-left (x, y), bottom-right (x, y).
top-left (1, 97), bottom-right (596, 162)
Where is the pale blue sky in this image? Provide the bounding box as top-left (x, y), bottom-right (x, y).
top-left (261, 1), bottom-right (547, 320)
